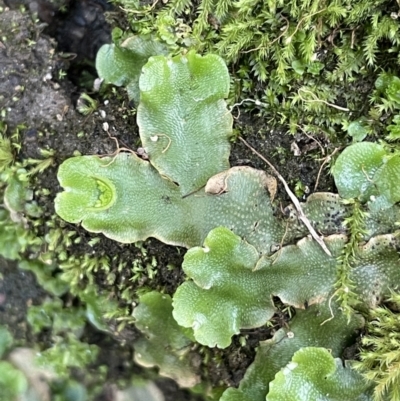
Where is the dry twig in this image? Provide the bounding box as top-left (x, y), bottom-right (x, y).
top-left (295, 124), bottom-right (325, 155)
top-left (298, 88), bottom-right (350, 112)
top-left (242, 16), bottom-right (290, 54)
top-left (239, 137), bottom-right (332, 256)
top-left (314, 147), bottom-right (340, 191)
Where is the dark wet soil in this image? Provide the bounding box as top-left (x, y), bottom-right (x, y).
top-left (231, 112), bottom-right (336, 199)
top-left (0, 257), bottom-right (47, 343)
top-left (0, 0), bottom-right (336, 398)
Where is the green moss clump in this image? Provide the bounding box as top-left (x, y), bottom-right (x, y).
top-left (355, 292), bottom-right (400, 401)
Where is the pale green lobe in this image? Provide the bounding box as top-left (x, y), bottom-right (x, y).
top-left (347, 120), bottom-right (368, 142)
top-left (282, 193), bottom-right (349, 245)
top-left (332, 142), bottom-right (400, 208)
top-left (173, 227), bottom-right (275, 348)
top-left (351, 234), bottom-right (400, 308)
top-left (3, 176), bottom-right (28, 214)
top-left (132, 292), bottom-right (199, 387)
top-left (299, 192), bottom-right (348, 235)
top-left (96, 44), bottom-right (136, 86)
top-left (267, 347), bottom-right (373, 401)
top-left (96, 36), bottom-right (168, 102)
top-left (55, 154), bottom-right (194, 245)
top-left (183, 224), bottom-right (260, 288)
top-left (374, 154), bottom-right (400, 205)
top-left (264, 235), bottom-right (345, 307)
top-left (200, 167), bottom-right (284, 253)
top-left (220, 302), bottom-right (364, 401)
top-left (172, 228), bottom-right (345, 348)
top-left (55, 156), bottom-right (117, 218)
top-left (173, 227), bottom-right (400, 348)
top-left (137, 51), bottom-right (232, 194)
top-left (364, 203), bottom-right (400, 239)
top-left (332, 142), bottom-right (386, 201)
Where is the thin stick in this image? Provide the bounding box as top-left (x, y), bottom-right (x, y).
top-left (285, 8), bottom-right (327, 44)
top-left (272, 221), bottom-right (289, 265)
top-left (157, 134), bottom-right (172, 153)
top-left (228, 98), bottom-right (266, 120)
top-left (361, 165), bottom-right (374, 183)
top-left (100, 128), bottom-right (136, 167)
top-left (181, 185), bottom-right (206, 199)
top-left (295, 124), bottom-right (325, 155)
top-left (320, 290), bottom-right (338, 325)
top-left (298, 88), bottom-right (350, 112)
top-left (239, 136), bottom-right (332, 256)
top-left (100, 148), bottom-right (136, 167)
top-left (242, 16), bottom-right (289, 54)
top-left (314, 147), bottom-right (340, 191)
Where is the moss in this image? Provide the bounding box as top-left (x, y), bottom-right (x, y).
top-left (355, 292), bottom-right (400, 401)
